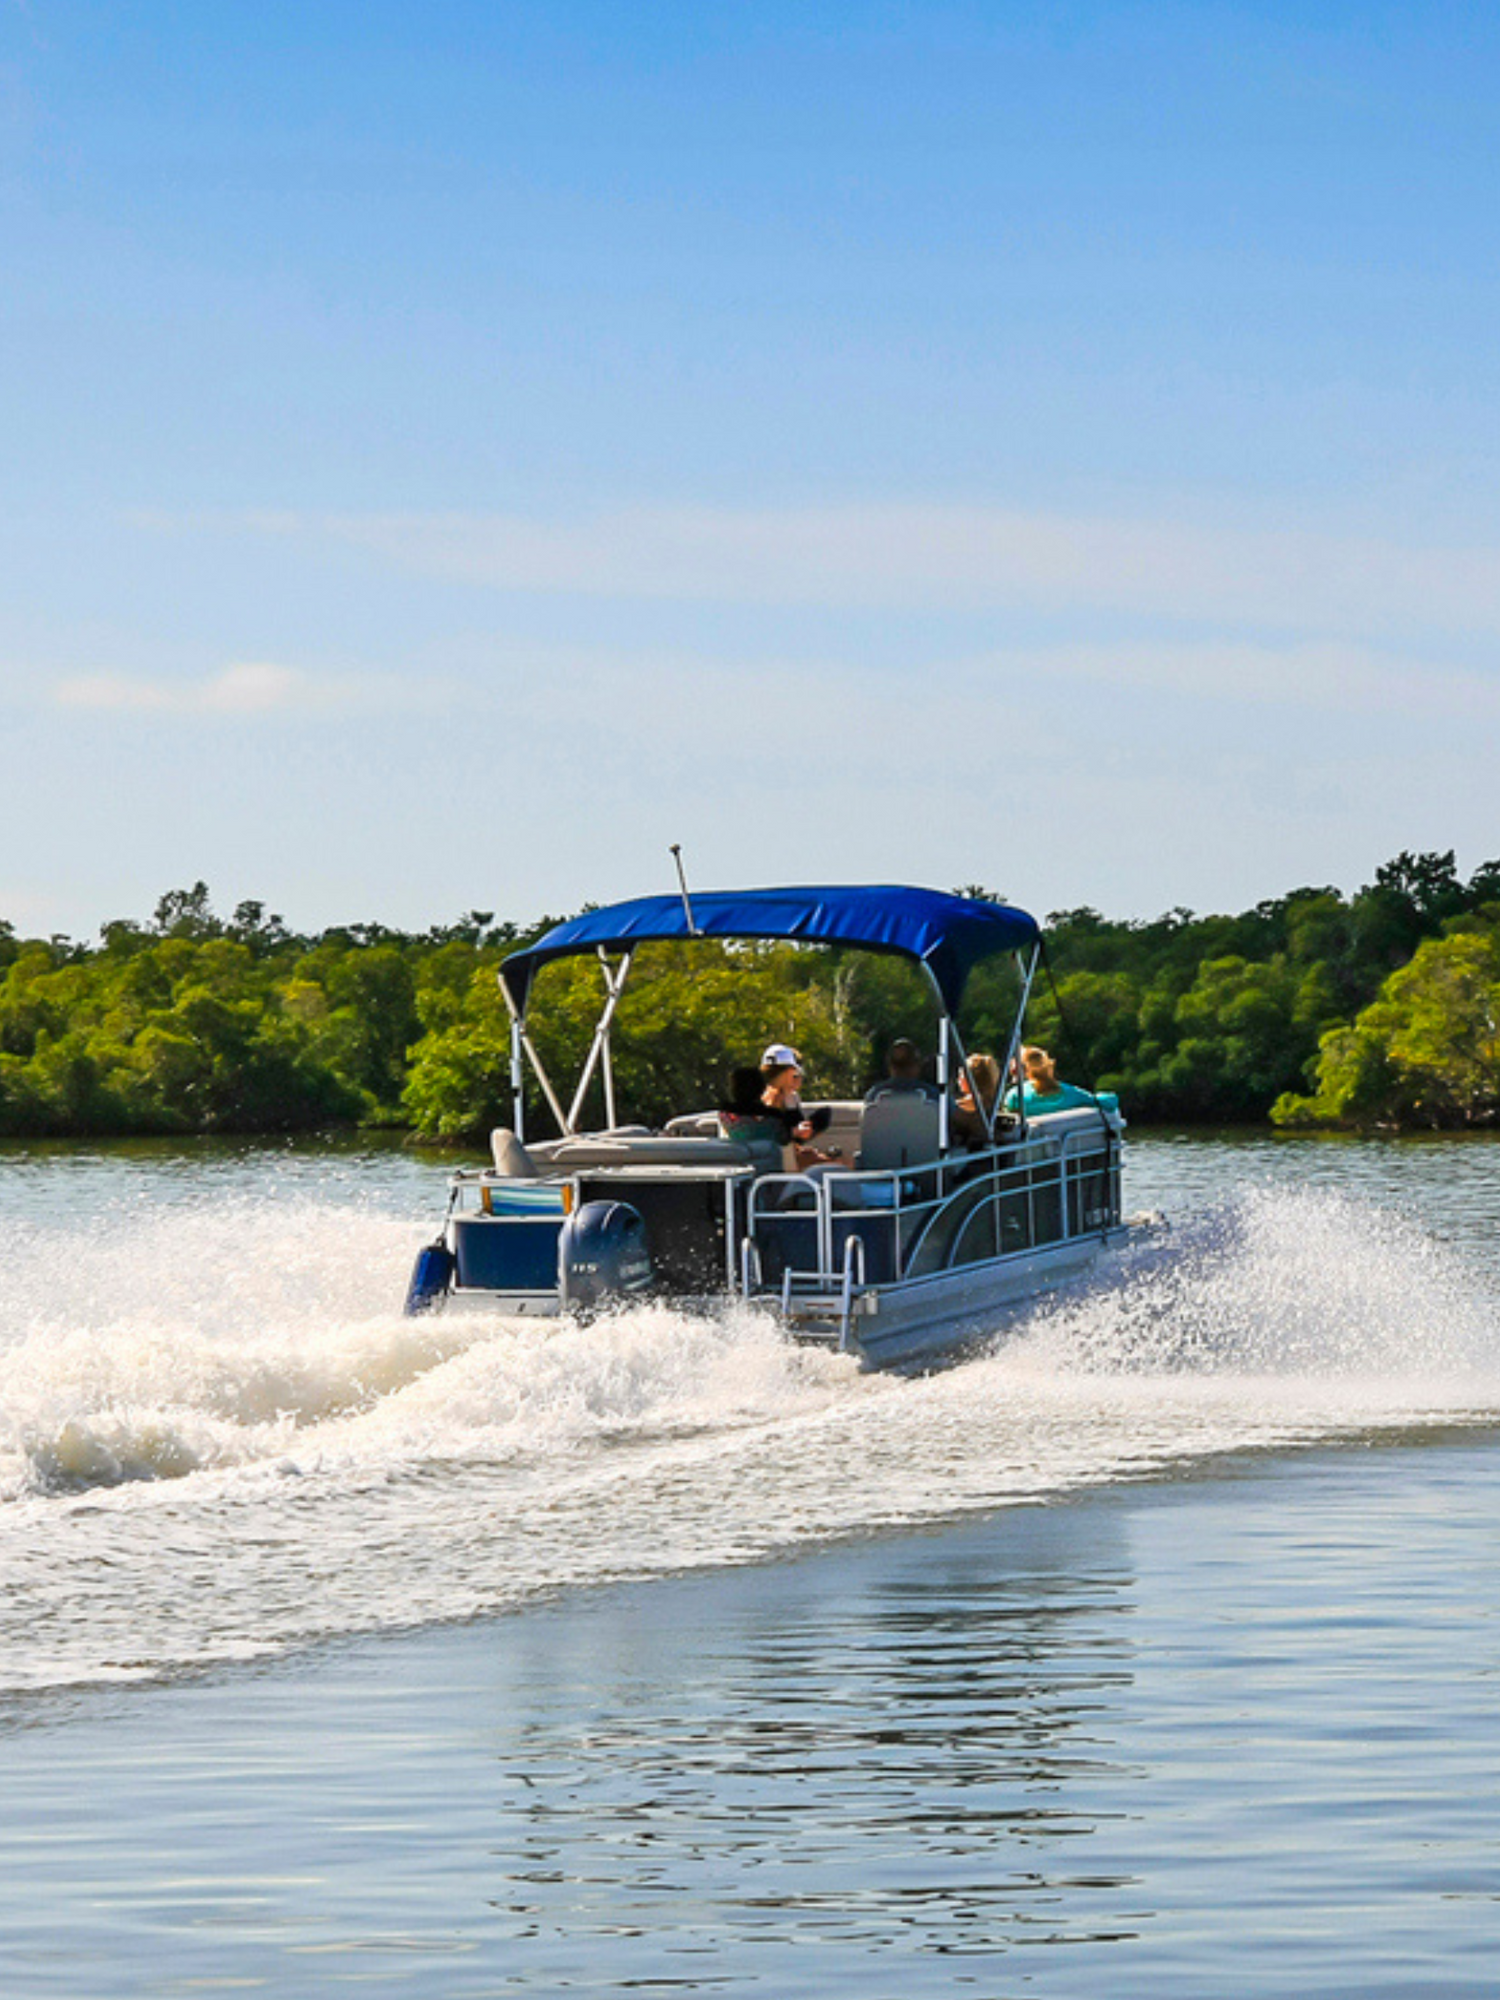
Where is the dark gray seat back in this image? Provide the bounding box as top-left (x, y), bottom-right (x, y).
top-left (857, 1090), bottom-right (942, 1170)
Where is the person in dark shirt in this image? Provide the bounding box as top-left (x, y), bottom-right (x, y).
top-left (864, 1037), bottom-right (939, 1104)
top-left (718, 1066), bottom-right (786, 1166)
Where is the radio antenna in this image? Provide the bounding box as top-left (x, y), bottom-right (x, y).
top-left (668, 843), bottom-right (699, 935)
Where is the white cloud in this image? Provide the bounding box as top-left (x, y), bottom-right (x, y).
top-left (51, 662), bottom-right (411, 716)
top-left (39, 628), bottom-right (1494, 745)
top-left (13, 631), bottom-right (1497, 938)
top-left (997, 638), bottom-right (1500, 722)
top-left (243, 502), bottom-right (1500, 641)
top-left (475, 632), bottom-right (1500, 734)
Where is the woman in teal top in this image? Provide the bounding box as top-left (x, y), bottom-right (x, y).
top-left (1002, 1045), bottom-right (1112, 1115)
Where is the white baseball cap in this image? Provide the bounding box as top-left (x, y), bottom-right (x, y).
top-left (761, 1043), bottom-right (802, 1070)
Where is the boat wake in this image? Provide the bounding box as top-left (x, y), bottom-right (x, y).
top-left (1, 1180), bottom-right (1496, 1699)
top-left (1014, 1182), bottom-right (1496, 1379)
top-left (0, 1201), bottom-right (857, 1503)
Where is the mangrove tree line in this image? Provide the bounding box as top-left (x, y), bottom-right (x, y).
top-left (2, 853), bottom-right (1498, 1140)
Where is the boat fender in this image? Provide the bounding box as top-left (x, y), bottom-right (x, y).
top-left (558, 1200), bottom-right (652, 1316)
top-left (404, 1238), bottom-right (456, 1316)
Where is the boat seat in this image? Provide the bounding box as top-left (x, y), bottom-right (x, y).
top-left (857, 1090), bottom-right (942, 1170)
top-left (668, 1102), bottom-right (866, 1165)
top-left (665, 1111), bottom-right (726, 1138)
top-left (490, 1127), bottom-right (541, 1177)
top-left (1022, 1101), bottom-right (1125, 1135)
top-left (528, 1132), bottom-right (758, 1169)
top-left (713, 1114), bottom-right (787, 1174)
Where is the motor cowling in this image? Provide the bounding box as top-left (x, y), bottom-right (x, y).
top-left (404, 1238), bottom-right (455, 1316)
top-left (558, 1200), bottom-right (652, 1315)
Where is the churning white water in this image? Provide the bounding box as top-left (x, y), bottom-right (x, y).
top-left (1, 1139), bottom-right (1497, 1699)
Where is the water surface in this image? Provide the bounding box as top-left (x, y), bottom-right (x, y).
top-left (1, 1130), bottom-right (1497, 1702)
top-left (3, 1131), bottom-right (1500, 1994)
top-left (2, 1441), bottom-right (1497, 1996)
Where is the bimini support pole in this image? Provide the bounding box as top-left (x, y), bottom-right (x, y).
top-left (601, 990), bottom-right (619, 1132)
top-left (951, 1025), bottom-right (983, 1138)
top-left (496, 975), bottom-right (572, 1138)
top-left (509, 1015), bottom-right (525, 1142)
top-left (1000, 941), bottom-right (1042, 1138)
top-left (936, 1007), bottom-right (951, 1152)
top-left (565, 948), bottom-right (634, 1133)
top-left (922, 966), bottom-right (977, 1155)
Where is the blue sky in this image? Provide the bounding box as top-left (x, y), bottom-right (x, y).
top-left (4, 0), bottom-right (1499, 936)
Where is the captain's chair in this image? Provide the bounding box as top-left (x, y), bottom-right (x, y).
top-left (857, 1090), bottom-right (943, 1171)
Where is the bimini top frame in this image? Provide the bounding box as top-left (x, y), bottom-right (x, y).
top-left (501, 886), bottom-right (1039, 1017)
top-left (496, 884), bottom-right (1043, 1145)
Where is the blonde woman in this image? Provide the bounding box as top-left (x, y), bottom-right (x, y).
top-left (1002, 1045), bottom-right (1099, 1114)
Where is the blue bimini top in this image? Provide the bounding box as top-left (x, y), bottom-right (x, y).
top-left (500, 885), bottom-right (1039, 1018)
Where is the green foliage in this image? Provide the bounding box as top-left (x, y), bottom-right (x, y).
top-left (402, 954), bottom-right (511, 1139)
top-left (7, 855), bottom-right (1500, 1138)
top-left (1035, 851), bottom-right (1500, 1127)
top-left (1274, 928), bottom-right (1500, 1129)
top-left (0, 886), bottom-right (439, 1136)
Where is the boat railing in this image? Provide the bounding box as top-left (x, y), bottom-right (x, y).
top-left (744, 1121), bottom-right (1120, 1299)
top-left (837, 1232), bottom-right (867, 1349)
top-left (740, 1234), bottom-right (765, 1295)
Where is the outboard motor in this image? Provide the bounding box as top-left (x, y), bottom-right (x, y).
top-left (404, 1237), bottom-right (456, 1316)
top-left (558, 1200), bottom-right (652, 1316)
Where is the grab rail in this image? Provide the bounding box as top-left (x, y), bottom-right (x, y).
top-left (739, 1235), bottom-right (763, 1296)
top-left (838, 1232), bottom-right (866, 1351)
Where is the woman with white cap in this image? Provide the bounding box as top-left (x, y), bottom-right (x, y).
top-left (759, 1045), bottom-right (840, 1169)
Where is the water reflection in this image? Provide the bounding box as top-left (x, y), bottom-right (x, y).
top-left (489, 1509), bottom-right (1148, 1981)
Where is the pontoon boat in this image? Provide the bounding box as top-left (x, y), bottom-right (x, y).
top-left (404, 885), bottom-right (1152, 1371)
